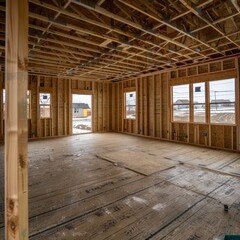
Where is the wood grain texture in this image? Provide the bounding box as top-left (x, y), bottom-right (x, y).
top-left (112, 58), bottom-right (239, 152)
top-left (97, 149), bottom-right (175, 175)
top-left (0, 133), bottom-right (239, 239)
top-left (5, 0), bottom-right (29, 239)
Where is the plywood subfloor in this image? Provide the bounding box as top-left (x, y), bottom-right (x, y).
top-left (97, 149), bottom-right (175, 175)
top-left (0, 133), bottom-right (240, 239)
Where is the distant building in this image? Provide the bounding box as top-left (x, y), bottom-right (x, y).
top-left (175, 99), bottom-right (189, 109)
top-left (72, 103), bottom-right (90, 118)
top-left (211, 99), bottom-right (232, 107)
top-left (175, 99), bottom-right (189, 104)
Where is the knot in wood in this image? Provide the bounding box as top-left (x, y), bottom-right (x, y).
top-left (11, 222), bottom-right (16, 231)
top-left (19, 154), bottom-right (26, 168)
top-left (9, 199), bottom-right (14, 211)
top-left (18, 57), bottom-right (28, 71)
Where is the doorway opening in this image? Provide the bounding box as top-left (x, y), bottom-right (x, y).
top-left (72, 94), bottom-right (92, 134)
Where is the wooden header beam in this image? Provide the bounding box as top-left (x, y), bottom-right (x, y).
top-left (5, 0), bottom-right (29, 239)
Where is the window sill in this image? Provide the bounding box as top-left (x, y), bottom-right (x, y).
top-left (171, 121), bottom-right (236, 126)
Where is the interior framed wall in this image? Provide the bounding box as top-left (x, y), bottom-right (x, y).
top-left (0, 56), bottom-right (239, 152)
top-left (111, 56), bottom-right (240, 151)
top-left (0, 74), bottom-right (113, 141)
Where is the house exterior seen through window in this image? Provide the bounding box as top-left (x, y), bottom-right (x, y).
top-left (172, 84), bottom-right (190, 122)
top-left (40, 93), bottom-right (51, 118)
top-left (209, 79), bottom-right (235, 124)
top-left (125, 91), bottom-right (136, 119)
top-left (172, 78), bottom-right (235, 124)
top-left (193, 82), bottom-right (206, 123)
top-left (3, 89), bottom-right (31, 119)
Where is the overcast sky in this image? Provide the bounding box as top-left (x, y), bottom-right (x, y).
top-left (173, 78), bottom-right (235, 103)
top-left (72, 94), bottom-right (92, 108)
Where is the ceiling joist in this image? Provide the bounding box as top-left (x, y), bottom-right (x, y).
top-left (0, 0), bottom-right (239, 81)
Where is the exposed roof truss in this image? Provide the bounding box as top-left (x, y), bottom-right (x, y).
top-left (0, 0), bottom-right (240, 81)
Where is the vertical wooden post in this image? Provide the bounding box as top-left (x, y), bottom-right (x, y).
top-left (205, 81), bottom-right (210, 146)
top-left (107, 83), bottom-right (110, 132)
top-left (5, 0), bottom-right (29, 239)
top-left (101, 82), bottom-right (106, 132)
top-left (140, 77), bottom-right (143, 135)
top-left (145, 77), bottom-right (149, 136)
top-left (64, 79), bottom-right (67, 135)
top-left (117, 83), bottom-right (119, 131)
top-left (189, 83), bottom-right (193, 122)
top-left (0, 72), bottom-right (3, 138)
top-left (159, 74), bottom-right (162, 138)
top-left (57, 78), bottom-right (59, 136)
top-left (121, 82), bottom-right (124, 132)
top-left (36, 76), bottom-right (40, 137)
top-left (111, 83), bottom-right (115, 131)
top-left (235, 57), bottom-right (240, 150)
top-left (91, 82), bottom-right (95, 133)
top-left (189, 83), bottom-right (193, 143)
top-left (167, 73), bottom-right (170, 139)
top-left (152, 75), bottom-right (155, 137)
top-left (68, 79), bottom-right (72, 135)
top-left (135, 78), bottom-right (138, 134)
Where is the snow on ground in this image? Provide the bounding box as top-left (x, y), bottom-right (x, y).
top-left (72, 116), bottom-right (92, 134)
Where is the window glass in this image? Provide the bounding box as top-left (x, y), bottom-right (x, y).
top-left (3, 89), bottom-right (5, 117)
top-left (125, 91), bottom-right (136, 119)
top-left (193, 82), bottom-right (205, 122)
top-left (40, 93), bottom-right (51, 118)
top-left (172, 84), bottom-right (189, 122)
top-left (173, 84), bottom-right (189, 103)
top-left (210, 79), bottom-right (235, 103)
top-left (27, 91), bottom-right (30, 118)
top-left (210, 79), bottom-right (235, 124)
top-left (193, 82), bottom-right (205, 103)
top-left (3, 89), bottom-right (31, 118)
top-left (40, 105), bottom-right (51, 118)
top-left (173, 105), bottom-right (190, 122)
top-left (194, 105), bottom-right (206, 123)
top-left (40, 93), bottom-right (51, 105)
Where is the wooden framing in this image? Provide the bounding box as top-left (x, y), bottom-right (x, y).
top-left (236, 57), bottom-right (240, 149)
top-left (0, 73), bottom-right (4, 139)
top-left (5, 0), bottom-right (29, 238)
top-left (1, 1), bottom-right (240, 238)
top-left (112, 57), bottom-right (240, 152)
top-left (0, 0), bottom-right (239, 81)
top-left (0, 76), bottom-right (112, 142)
top-left (3, 57), bottom-right (238, 151)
